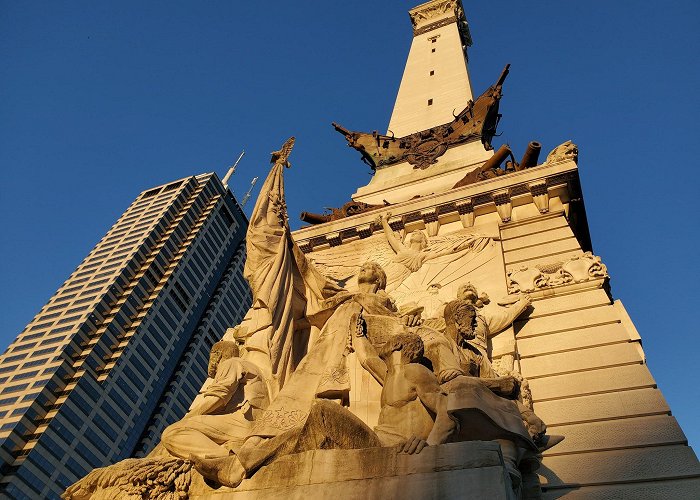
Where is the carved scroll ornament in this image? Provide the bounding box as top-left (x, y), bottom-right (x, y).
top-left (333, 65), bottom-right (509, 171)
top-left (507, 252), bottom-right (608, 293)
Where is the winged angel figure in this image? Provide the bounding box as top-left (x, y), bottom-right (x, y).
top-left (309, 212), bottom-right (496, 307)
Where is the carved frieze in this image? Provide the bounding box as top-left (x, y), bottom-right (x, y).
top-left (507, 252), bottom-right (608, 293)
top-left (333, 65), bottom-right (509, 170)
top-left (409, 0), bottom-right (459, 30)
top-left (409, 0), bottom-right (472, 57)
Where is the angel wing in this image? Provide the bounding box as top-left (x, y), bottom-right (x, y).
top-left (425, 230), bottom-right (492, 258)
top-left (391, 229), bottom-right (498, 306)
top-left (307, 233), bottom-right (396, 291)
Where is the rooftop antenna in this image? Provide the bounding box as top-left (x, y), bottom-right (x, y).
top-left (241, 176), bottom-right (259, 207)
top-left (222, 150), bottom-right (245, 188)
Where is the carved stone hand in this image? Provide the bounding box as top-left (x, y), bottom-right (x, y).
top-left (398, 435), bottom-right (428, 455)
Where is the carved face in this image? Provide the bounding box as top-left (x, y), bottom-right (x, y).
top-left (208, 341), bottom-right (239, 377)
top-left (357, 261), bottom-right (387, 290)
top-left (444, 300), bottom-right (477, 345)
top-left (409, 230), bottom-right (428, 250)
top-left (453, 303), bottom-right (477, 342)
top-left (208, 351), bottom-right (221, 378)
top-left (457, 283), bottom-right (479, 304)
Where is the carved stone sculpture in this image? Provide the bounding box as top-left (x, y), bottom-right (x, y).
top-left (300, 199), bottom-right (388, 225)
top-left (63, 457), bottom-right (192, 500)
top-left (192, 334), bottom-right (458, 488)
top-left (160, 341), bottom-right (270, 460)
top-left (191, 399), bottom-right (383, 488)
top-left (308, 213), bottom-right (494, 298)
top-left (66, 137), bottom-right (565, 499)
top-left (374, 334), bottom-right (457, 451)
top-left (332, 66), bottom-right (510, 169)
top-left (507, 252), bottom-right (608, 293)
top-left (545, 140), bottom-right (578, 164)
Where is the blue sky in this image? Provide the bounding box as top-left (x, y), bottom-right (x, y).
top-left (1, 1), bottom-right (698, 450)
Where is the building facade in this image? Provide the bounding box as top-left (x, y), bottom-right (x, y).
top-left (0, 173), bottom-right (251, 499)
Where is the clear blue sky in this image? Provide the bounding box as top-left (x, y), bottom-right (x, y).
top-left (1, 1), bottom-right (698, 450)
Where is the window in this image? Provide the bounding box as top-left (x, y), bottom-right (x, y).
top-left (4, 353), bottom-right (27, 363)
top-left (87, 278), bottom-right (110, 287)
top-left (22, 359), bottom-right (49, 369)
top-left (12, 342), bottom-right (38, 352)
top-left (75, 442), bottom-right (101, 465)
top-left (427, 99), bottom-right (433, 105)
top-left (21, 332), bottom-right (46, 342)
top-left (73, 295), bottom-right (97, 305)
top-left (29, 322), bottom-right (53, 331)
top-left (45, 303), bottom-right (67, 312)
top-left (3, 383), bottom-right (29, 394)
top-left (163, 180), bottom-right (182, 192)
top-left (141, 188), bottom-right (160, 199)
top-left (65, 306), bottom-right (88, 316)
top-left (32, 347), bottom-right (57, 357)
top-left (53, 293), bottom-right (77, 303)
top-left (220, 207), bottom-right (235, 227)
top-left (57, 315), bottom-right (81, 325)
top-left (430, 70), bottom-right (434, 76)
top-left (49, 325), bottom-right (73, 335)
top-left (40, 336), bottom-right (65, 346)
top-left (0, 365), bottom-right (18, 374)
top-left (431, 48), bottom-right (435, 53)
top-left (12, 370), bottom-right (38, 381)
top-left (38, 312), bottom-right (61, 321)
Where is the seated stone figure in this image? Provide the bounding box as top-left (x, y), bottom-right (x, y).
top-left (442, 297), bottom-right (551, 446)
top-left (192, 334), bottom-right (456, 488)
top-left (161, 341), bottom-right (270, 459)
top-left (443, 299), bottom-right (519, 396)
top-left (374, 334), bottom-right (457, 453)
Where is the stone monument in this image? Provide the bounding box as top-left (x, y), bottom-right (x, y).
top-left (65, 1), bottom-right (700, 499)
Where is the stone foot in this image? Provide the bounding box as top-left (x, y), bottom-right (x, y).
top-left (190, 454), bottom-right (246, 488)
top-left (536, 434), bottom-right (565, 452)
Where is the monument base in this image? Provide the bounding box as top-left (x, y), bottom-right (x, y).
top-left (189, 441), bottom-right (518, 499)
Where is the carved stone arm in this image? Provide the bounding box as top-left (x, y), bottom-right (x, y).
top-left (407, 365), bottom-right (457, 446)
top-left (378, 212), bottom-right (404, 254)
top-left (354, 334), bottom-right (387, 385)
top-left (483, 295), bottom-right (531, 336)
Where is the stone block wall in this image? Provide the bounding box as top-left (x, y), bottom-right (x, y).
top-left (500, 213), bottom-right (700, 496)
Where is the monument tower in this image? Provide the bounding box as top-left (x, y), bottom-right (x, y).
top-left (299, 0), bottom-right (700, 497)
top-left (65, 1), bottom-right (699, 498)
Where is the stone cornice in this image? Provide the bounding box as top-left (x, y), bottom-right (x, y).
top-left (409, 0), bottom-right (472, 47)
top-left (293, 160), bottom-right (578, 252)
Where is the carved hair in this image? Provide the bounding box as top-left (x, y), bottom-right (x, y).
top-left (362, 261), bottom-right (387, 291)
top-left (379, 334), bottom-right (425, 364)
top-left (457, 282), bottom-right (490, 307)
top-left (408, 230), bottom-right (429, 250)
top-left (444, 300), bottom-right (477, 345)
top-left (210, 341), bottom-right (239, 360)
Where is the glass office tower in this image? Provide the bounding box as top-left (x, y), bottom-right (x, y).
top-left (0, 173), bottom-right (251, 499)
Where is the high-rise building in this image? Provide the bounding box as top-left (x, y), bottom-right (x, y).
top-left (0, 173), bottom-right (251, 499)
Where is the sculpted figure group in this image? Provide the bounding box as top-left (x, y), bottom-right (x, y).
top-left (65, 139), bottom-right (560, 498)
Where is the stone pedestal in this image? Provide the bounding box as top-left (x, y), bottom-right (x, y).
top-left (190, 441), bottom-right (517, 499)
